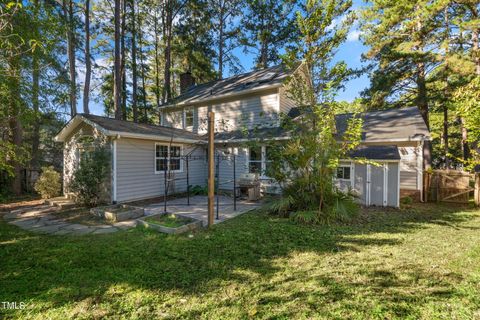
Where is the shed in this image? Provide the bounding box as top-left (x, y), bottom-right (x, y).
top-left (336, 145), bottom-right (401, 207)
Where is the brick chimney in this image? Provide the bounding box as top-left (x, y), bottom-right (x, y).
top-left (180, 72), bottom-right (195, 94)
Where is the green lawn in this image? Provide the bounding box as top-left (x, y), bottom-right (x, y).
top-left (1, 203), bottom-right (480, 319)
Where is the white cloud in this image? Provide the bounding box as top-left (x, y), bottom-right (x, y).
top-left (347, 29), bottom-right (361, 42)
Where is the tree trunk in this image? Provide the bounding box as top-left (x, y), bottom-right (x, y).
top-left (138, 12), bottom-right (148, 121)
top-left (64, 0), bottom-right (77, 117)
top-left (8, 58), bottom-right (23, 195)
top-left (460, 117), bottom-right (470, 161)
top-left (162, 2), bottom-right (172, 104)
top-left (472, 7), bottom-right (480, 75)
top-left (114, 0), bottom-right (123, 119)
top-left (443, 6), bottom-right (449, 168)
top-left (416, 62), bottom-right (429, 128)
top-left (121, 0), bottom-right (127, 120)
top-left (131, 0), bottom-right (138, 122)
top-left (31, 0), bottom-right (40, 171)
top-left (83, 0), bottom-right (91, 114)
top-left (154, 13), bottom-right (161, 123)
top-left (218, 4), bottom-right (224, 80)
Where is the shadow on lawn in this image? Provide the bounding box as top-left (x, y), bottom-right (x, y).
top-left (0, 202), bottom-right (478, 318)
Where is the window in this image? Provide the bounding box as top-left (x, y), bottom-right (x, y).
top-left (336, 166), bottom-right (351, 180)
top-left (155, 144), bottom-right (182, 173)
top-left (248, 146), bottom-right (273, 177)
top-left (184, 108), bottom-right (194, 128)
top-left (248, 147), bottom-right (262, 174)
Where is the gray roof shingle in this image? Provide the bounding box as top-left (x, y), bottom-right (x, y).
top-left (79, 113), bottom-right (204, 141)
top-left (164, 63), bottom-right (300, 107)
top-left (348, 145), bottom-right (401, 160)
top-left (335, 107), bottom-right (430, 142)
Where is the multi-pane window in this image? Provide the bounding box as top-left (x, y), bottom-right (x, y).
top-left (336, 166), bottom-right (351, 180)
top-left (155, 144), bottom-right (182, 173)
top-left (248, 146), bottom-right (272, 177)
top-left (248, 147), bottom-right (262, 174)
top-left (184, 108), bottom-right (194, 128)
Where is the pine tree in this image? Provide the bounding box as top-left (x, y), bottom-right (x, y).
top-left (241, 0), bottom-right (298, 69)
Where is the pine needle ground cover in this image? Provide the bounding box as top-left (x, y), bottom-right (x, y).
top-left (1, 203), bottom-right (480, 319)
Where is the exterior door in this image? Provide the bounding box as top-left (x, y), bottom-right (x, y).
top-left (354, 164), bottom-right (367, 204)
top-left (370, 164), bottom-right (384, 206)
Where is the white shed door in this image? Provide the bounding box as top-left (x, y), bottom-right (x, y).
top-left (369, 164), bottom-right (384, 206)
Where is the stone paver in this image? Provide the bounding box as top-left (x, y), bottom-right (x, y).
top-left (113, 220), bottom-right (137, 229)
top-left (92, 227), bottom-right (118, 234)
top-left (3, 204), bottom-right (133, 236)
top-left (4, 195), bottom-right (262, 235)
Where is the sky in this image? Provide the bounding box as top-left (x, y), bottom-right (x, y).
top-left (87, 1), bottom-right (369, 116)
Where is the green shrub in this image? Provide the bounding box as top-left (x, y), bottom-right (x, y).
top-left (190, 185), bottom-right (208, 195)
top-left (401, 196), bottom-right (413, 205)
top-left (290, 210), bottom-right (319, 225)
top-left (34, 166), bottom-right (61, 199)
top-left (328, 191), bottom-right (359, 222)
top-left (70, 148), bottom-right (110, 207)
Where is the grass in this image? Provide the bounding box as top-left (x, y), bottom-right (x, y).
top-left (144, 214), bottom-right (196, 228)
top-left (1, 202), bottom-right (480, 319)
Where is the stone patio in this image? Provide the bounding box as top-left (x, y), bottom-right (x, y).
top-left (2, 195), bottom-right (262, 235)
top-left (144, 195), bottom-right (262, 226)
top-left (3, 204), bottom-right (135, 236)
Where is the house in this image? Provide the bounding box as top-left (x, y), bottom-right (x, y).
top-left (54, 64), bottom-right (430, 207)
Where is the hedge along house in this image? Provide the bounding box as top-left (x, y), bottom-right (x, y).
top-left (55, 64), bottom-right (430, 207)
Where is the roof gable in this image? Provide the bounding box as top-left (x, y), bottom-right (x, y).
top-left (163, 63), bottom-right (301, 108)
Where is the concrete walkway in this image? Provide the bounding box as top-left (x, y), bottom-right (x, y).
top-left (3, 204), bottom-right (136, 236)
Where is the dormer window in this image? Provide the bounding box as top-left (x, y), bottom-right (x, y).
top-left (184, 108), bottom-right (194, 129)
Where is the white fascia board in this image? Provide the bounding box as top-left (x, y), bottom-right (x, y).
top-left (106, 131), bottom-right (203, 144)
top-left (214, 136), bottom-right (291, 144)
top-left (54, 115), bottom-right (109, 142)
top-left (361, 136), bottom-right (431, 143)
top-left (343, 158), bottom-right (401, 163)
top-left (160, 83), bottom-right (283, 109)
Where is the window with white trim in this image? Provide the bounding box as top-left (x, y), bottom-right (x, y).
top-left (248, 146), bottom-right (272, 177)
top-left (155, 144), bottom-right (182, 173)
top-left (336, 166), bottom-right (351, 180)
top-left (184, 108), bottom-right (194, 129)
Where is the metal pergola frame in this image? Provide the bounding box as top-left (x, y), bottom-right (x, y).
top-left (161, 151), bottom-right (238, 220)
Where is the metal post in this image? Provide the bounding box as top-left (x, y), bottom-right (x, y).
top-left (216, 153), bottom-right (220, 220)
top-left (186, 156), bottom-right (190, 206)
top-left (233, 153), bottom-right (236, 211)
top-left (207, 112), bottom-right (215, 227)
top-left (164, 153), bottom-right (167, 213)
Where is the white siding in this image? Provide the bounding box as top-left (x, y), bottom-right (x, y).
top-left (196, 89), bottom-right (280, 133)
top-left (163, 110), bottom-right (183, 129)
top-left (216, 147), bottom-right (249, 191)
top-left (279, 86), bottom-right (297, 115)
top-left (399, 145), bottom-right (420, 190)
top-left (115, 138), bottom-right (206, 202)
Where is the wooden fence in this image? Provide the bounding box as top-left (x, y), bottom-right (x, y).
top-left (426, 170), bottom-right (480, 205)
